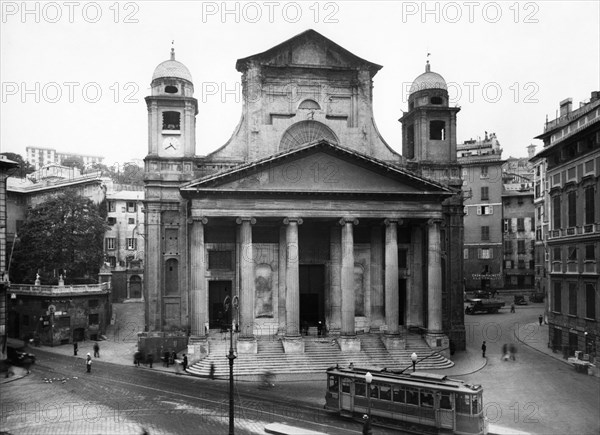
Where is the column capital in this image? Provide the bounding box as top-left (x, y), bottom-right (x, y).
top-left (339, 218), bottom-right (359, 226)
top-left (189, 217), bottom-right (208, 224)
top-left (427, 218), bottom-right (444, 227)
top-left (236, 217), bottom-right (256, 225)
top-left (283, 217), bottom-right (303, 225)
top-left (384, 218), bottom-right (403, 226)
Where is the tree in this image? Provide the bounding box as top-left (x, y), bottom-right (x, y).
top-left (61, 156), bottom-right (85, 172)
top-left (0, 152), bottom-right (35, 176)
top-left (10, 189), bottom-right (108, 284)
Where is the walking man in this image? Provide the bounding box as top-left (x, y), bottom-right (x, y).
top-left (182, 354), bottom-right (188, 371)
top-left (93, 342), bottom-right (100, 358)
top-left (73, 342), bottom-right (78, 356)
top-left (538, 314), bottom-right (543, 326)
top-left (481, 341), bottom-right (487, 358)
top-left (86, 353), bottom-right (92, 373)
top-left (510, 303), bottom-right (515, 313)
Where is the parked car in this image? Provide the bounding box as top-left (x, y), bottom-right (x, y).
top-left (514, 295), bottom-right (528, 305)
top-left (465, 299), bottom-right (505, 314)
top-left (530, 292), bottom-right (545, 303)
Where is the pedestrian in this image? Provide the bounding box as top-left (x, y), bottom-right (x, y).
top-left (86, 353), bottom-right (92, 373)
top-left (134, 351), bottom-right (141, 367)
top-left (502, 343), bottom-right (509, 361)
top-left (93, 342), bottom-right (100, 358)
top-left (182, 354), bottom-right (188, 372)
top-left (73, 341), bottom-right (78, 356)
top-left (163, 351), bottom-right (170, 368)
top-left (509, 343), bottom-right (517, 361)
top-left (170, 350), bottom-right (176, 366)
top-left (362, 414), bottom-right (372, 435)
top-left (538, 314), bottom-right (543, 326)
top-left (147, 353), bottom-right (153, 368)
top-left (209, 362), bottom-right (215, 380)
top-left (481, 341), bottom-right (487, 358)
top-left (510, 303), bottom-right (515, 313)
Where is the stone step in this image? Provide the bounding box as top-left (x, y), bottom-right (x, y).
top-left (187, 333), bottom-right (453, 377)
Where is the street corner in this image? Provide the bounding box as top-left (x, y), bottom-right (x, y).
top-left (1, 365), bottom-right (31, 384)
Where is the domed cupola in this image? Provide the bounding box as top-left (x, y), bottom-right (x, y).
top-left (150, 47), bottom-right (194, 98)
top-left (407, 61), bottom-right (449, 110)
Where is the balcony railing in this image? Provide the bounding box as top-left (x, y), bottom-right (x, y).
top-left (10, 282), bottom-right (109, 295)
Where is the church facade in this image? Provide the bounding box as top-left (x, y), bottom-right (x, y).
top-left (143, 30), bottom-right (466, 358)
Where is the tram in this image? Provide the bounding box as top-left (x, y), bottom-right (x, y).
top-left (325, 366), bottom-right (485, 435)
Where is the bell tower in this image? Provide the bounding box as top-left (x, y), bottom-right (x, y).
top-left (145, 47), bottom-right (197, 158)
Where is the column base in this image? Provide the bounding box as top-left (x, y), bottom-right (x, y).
top-left (425, 332), bottom-right (450, 359)
top-left (187, 336), bottom-right (208, 364)
top-left (282, 336), bottom-right (305, 353)
top-left (237, 337), bottom-right (257, 354)
top-left (382, 334), bottom-right (406, 350)
top-left (339, 336), bottom-right (361, 352)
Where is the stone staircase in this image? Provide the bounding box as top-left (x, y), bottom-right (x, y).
top-left (186, 333), bottom-right (453, 378)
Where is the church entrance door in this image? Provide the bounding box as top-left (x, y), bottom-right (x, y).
top-left (299, 265), bottom-right (325, 333)
top-left (208, 281), bottom-right (231, 331)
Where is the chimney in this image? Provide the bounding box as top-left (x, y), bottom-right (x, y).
top-left (591, 91), bottom-right (600, 102)
top-left (559, 98), bottom-right (573, 116)
top-left (527, 144), bottom-right (536, 158)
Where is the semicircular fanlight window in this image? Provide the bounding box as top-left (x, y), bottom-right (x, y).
top-left (279, 120), bottom-right (338, 151)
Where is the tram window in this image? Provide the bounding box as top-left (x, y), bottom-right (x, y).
top-left (392, 386), bottom-right (405, 403)
top-left (328, 375), bottom-right (339, 392)
top-left (440, 393), bottom-right (452, 410)
top-left (341, 378), bottom-right (351, 394)
top-left (406, 388), bottom-right (419, 405)
top-left (379, 385), bottom-right (392, 401)
top-left (420, 390), bottom-right (434, 408)
top-left (456, 393), bottom-right (471, 414)
top-left (472, 394), bottom-right (482, 414)
top-left (355, 381), bottom-right (366, 397)
top-left (369, 384), bottom-right (379, 399)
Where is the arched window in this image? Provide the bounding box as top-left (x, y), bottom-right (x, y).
top-left (165, 259), bottom-right (179, 295)
top-left (279, 120), bottom-right (338, 151)
top-left (430, 96), bottom-right (443, 105)
top-left (165, 85), bottom-right (178, 94)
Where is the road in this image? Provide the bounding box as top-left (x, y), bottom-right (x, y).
top-left (460, 303), bottom-right (600, 434)
top-left (0, 350), bottom-right (398, 435)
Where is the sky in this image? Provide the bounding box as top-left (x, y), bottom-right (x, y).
top-left (1, 1), bottom-right (599, 168)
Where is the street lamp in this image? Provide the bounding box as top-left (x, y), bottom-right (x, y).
top-left (364, 371), bottom-right (373, 435)
top-left (224, 295), bottom-right (238, 435)
top-left (411, 352), bottom-right (418, 372)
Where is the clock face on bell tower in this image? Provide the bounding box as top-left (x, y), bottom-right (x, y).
top-left (162, 137), bottom-right (181, 155)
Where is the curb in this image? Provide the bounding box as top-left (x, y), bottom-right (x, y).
top-left (513, 324), bottom-right (573, 368)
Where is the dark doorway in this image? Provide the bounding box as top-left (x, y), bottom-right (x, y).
top-left (398, 279), bottom-right (406, 326)
top-left (209, 281), bottom-right (231, 330)
top-left (73, 328), bottom-right (85, 342)
top-left (129, 275), bottom-right (142, 299)
top-left (299, 265), bottom-right (325, 331)
top-left (8, 311), bottom-right (19, 338)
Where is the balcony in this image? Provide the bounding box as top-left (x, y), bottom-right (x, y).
top-left (10, 282), bottom-right (110, 295)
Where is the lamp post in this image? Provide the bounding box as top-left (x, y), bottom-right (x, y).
top-left (364, 371), bottom-right (373, 435)
top-left (224, 295), bottom-right (238, 435)
top-left (411, 352), bottom-right (418, 372)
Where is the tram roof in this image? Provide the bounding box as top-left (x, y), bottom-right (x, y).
top-left (326, 366), bottom-right (482, 393)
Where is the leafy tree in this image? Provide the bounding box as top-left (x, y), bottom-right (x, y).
top-left (0, 152), bottom-right (35, 176)
top-left (10, 189), bottom-right (108, 284)
top-left (61, 156), bottom-right (85, 171)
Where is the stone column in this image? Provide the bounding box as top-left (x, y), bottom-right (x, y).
top-left (370, 226), bottom-right (384, 330)
top-left (329, 226), bottom-right (342, 335)
top-left (283, 218), bottom-right (304, 353)
top-left (190, 217), bottom-right (208, 337)
top-left (278, 226), bottom-right (287, 335)
top-left (339, 218), bottom-right (360, 352)
top-left (144, 204), bottom-right (161, 331)
top-left (384, 219), bottom-right (400, 335)
top-left (427, 219), bottom-right (443, 333)
top-left (237, 217), bottom-right (256, 351)
top-left (407, 225), bottom-right (424, 327)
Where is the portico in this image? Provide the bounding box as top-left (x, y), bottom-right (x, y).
top-left (181, 140), bottom-right (450, 353)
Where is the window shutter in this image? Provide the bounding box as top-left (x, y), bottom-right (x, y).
top-left (477, 207), bottom-right (482, 215)
top-left (478, 248), bottom-right (482, 259)
top-left (489, 205), bottom-right (494, 214)
top-left (489, 248), bottom-right (494, 259)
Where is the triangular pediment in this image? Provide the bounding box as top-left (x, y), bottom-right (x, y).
top-left (235, 29), bottom-right (382, 76)
top-left (182, 141), bottom-right (451, 198)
